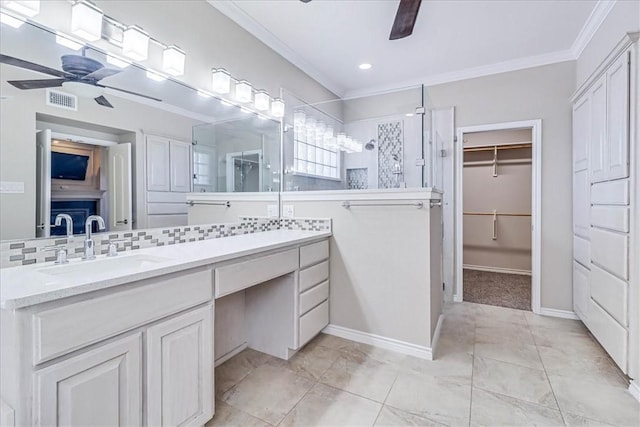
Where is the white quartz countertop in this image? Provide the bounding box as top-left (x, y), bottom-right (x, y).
top-left (0, 230), bottom-right (330, 310)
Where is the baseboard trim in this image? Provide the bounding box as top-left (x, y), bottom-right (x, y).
top-left (430, 314), bottom-right (444, 358)
top-left (214, 342), bottom-right (248, 367)
top-left (629, 380), bottom-right (640, 403)
top-left (463, 264), bottom-right (532, 276)
top-left (453, 294), bottom-right (463, 303)
top-left (538, 308), bottom-right (580, 320)
top-left (322, 324), bottom-right (434, 360)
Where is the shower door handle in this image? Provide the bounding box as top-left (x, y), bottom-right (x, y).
top-left (492, 210), bottom-right (497, 240)
top-left (116, 219), bottom-right (128, 225)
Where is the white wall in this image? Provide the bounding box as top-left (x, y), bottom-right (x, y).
top-left (426, 61), bottom-right (576, 311)
top-left (576, 1), bottom-right (640, 87)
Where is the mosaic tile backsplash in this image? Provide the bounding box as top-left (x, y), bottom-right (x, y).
top-left (347, 168), bottom-right (369, 190)
top-left (378, 121), bottom-right (404, 189)
top-left (1, 217), bottom-right (331, 268)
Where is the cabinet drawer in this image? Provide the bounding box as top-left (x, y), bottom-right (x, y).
top-left (300, 240), bottom-right (329, 269)
top-left (299, 261), bottom-right (329, 293)
top-left (591, 180), bottom-right (629, 205)
top-left (573, 235), bottom-right (590, 268)
top-left (299, 300), bottom-right (329, 347)
top-left (590, 227), bottom-right (628, 280)
top-left (590, 264), bottom-right (628, 326)
top-left (573, 262), bottom-right (589, 322)
top-left (33, 269), bottom-right (212, 365)
top-left (215, 249), bottom-right (298, 298)
top-left (591, 206), bottom-right (629, 233)
top-left (587, 298), bottom-right (628, 372)
top-left (300, 281), bottom-right (329, 316)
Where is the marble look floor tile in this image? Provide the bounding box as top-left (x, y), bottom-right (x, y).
top-left (470, 388), bottom-right (564, 427)
top-left (400, 351), bottom-right (473, 381)
top-left (472, 356), bottom-right (557, 409)
top-left (548, 374), bottom-right (640, 427)
top-left (474, 304), bottom-right (529, 326)
top-left (266, 343), bottom-right (341, 381)
top-left (374, 405), bottom-right (447, 427)
top-left (205, 401), bottom-right (272, 427)
top-left (529, 327), bottom-right (601, 352)
top-left (385, 372), bottom-right (471, 426)
top-left (434, 333), bottom-right (475, 357)
top-left (312, 333), bottom-right (363, 353)
top-left (524, 312), bottom-right (587, 333)
top-left (279, 383), bottom-right (381, 427)
top-left (221, 364), bottom-right (314, 425)
top-left (475, 324), bottom-right (535, 346)
top-left (319, 354), bottom-right (399, 402)
top-left (562, 411), bottom-right (618, 427)
top-left (215, 348), bottom-right (276, 397)
top-left (474, 341), bottom-right (544, 370)
top-left (537, 345), bottom-right (627, 387)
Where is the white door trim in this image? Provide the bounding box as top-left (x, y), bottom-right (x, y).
top-left (454, 119), bottom-right (542, 314)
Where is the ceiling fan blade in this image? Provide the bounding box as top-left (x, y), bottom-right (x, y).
top-left (94, 95), bottom-right (114, 108)
top-left (98, 84), bottom-right (162, 102)
top-left (0, 54), bottom-right (72, 78)
top-left (7, 78), bottom-right (66, 90)
top-left (389, 0), bottom-right (422, 40)
top-left (82, 67), bottom-right (121, 82)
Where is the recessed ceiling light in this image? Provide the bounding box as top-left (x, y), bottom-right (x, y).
top-left (359, 63), bottom-right (372, 70)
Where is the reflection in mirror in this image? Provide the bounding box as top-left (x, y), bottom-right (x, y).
top-left (0, 20), bottom-right (281, 242)
top-left (282, 86), bottom-right (427, 191)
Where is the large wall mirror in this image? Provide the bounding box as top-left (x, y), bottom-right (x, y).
top-left (0, 19), bottom-right (281, 242)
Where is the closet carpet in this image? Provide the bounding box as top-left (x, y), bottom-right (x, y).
top-left (463, 269), bottom-right (531, 311)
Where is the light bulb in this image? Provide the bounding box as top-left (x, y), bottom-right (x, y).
top-left (71, 1), bottom-right (103, 41)
top-left (122, 25), bottom-right (149, 61)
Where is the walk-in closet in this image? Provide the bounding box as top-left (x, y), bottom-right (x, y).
top-left (462, 128), bottom-right (532, 310)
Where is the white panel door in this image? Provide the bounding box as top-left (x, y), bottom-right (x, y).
top-left (108, 143), bottom-right (132, 232)
top-left (605, 52), bottom-right (630, 180)
top-left (573, 261), bottom-right (589, 323)
top-left (169, 141), bottom-right (192, 192)
top-left (572, 95), bottom-right (590, 172)
top-left (35, 129), bottom-right (51, 238)
top-left (573, 169), bottom-right (590, 238)
top-left (34, 333), bottom-right (142, 427)
top-left (147, 304), bottom-right (214, 426)
top-left (589, 77), bottom-right (607, 183)
top-left (146, 136), bottom-right (170, 192)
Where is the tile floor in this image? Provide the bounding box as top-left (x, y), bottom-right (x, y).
top-left (206, 302), bottom-right (640, 426)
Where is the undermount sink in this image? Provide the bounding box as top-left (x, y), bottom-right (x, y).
top-left (38, 254), bottom-right (171, 278)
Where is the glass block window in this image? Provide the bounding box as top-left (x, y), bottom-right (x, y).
top-left (293, 118), bottom-right (339, 179)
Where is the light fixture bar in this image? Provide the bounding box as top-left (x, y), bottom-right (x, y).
top-left (55, 32), bottom-right (84, 51)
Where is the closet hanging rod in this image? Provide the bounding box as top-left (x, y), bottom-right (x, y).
top-left (463, 143), bottom-right (532, 153)
top-left (463, 212), bottom-right (531, 217)
top-left (342, 201), bottom-right (424, 209)
top-left (186, 201), bottom-right (231, 207)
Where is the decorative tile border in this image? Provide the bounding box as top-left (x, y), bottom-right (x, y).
top-left (0, 217), bottom-right (330, 268)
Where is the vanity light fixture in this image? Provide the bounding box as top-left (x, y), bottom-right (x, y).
top-left (70, 1), bottom-right (103, 41)
top-left (271, 98), bottom-right (285, 118)
top-left (2, 0), bottom-right (39, 17)
top-left (145, 69), bottom-right (167, 82)
top-left (162, 45), bottom-right (185, 76)
top-left (55, 32), bottom-right (84, 51)
top-left (211, 68), bottom-right (231, 94)
top-left (105, 54), bottom-right (130, 69)
top-left (254, 90), bottom-right (270, 111)
top-left (234, 80), bottom-right (252, 103)
top-left (0, 10), bottom-right (25, 27)
top-left (122, 25), bottom-right (149, 61)
top-left (358, 63), bottom-right (372, 70)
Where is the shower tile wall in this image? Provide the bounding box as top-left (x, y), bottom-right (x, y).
top-left (377, 121), bottom-right (403, 188)
top-left (347, 168), bottom-right (368, 189)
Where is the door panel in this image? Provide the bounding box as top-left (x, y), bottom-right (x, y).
top-left (108, 143), bottom-right (132, 232)
top-left (169, 141), bottom-right (192, 192)
top-left (589, 77), bottom-right (607, 183)
top-left (146, 136), bottom-right (170, 192)
top-left (36, 129), bottom-right (51, 237)
top-left (606, 53), bottom-right (630, 180)
top-left (572, 95), bottom-right (590, 172)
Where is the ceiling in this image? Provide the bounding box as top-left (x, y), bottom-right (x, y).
top-left (209, 0), bottom-right (608, 98)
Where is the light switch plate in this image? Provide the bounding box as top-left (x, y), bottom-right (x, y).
top-left (267, 204), bottom-right (278, 218)
top-left (283, 205), bottom-right (294, 218)
top-left (0, 181), bottom-right (24, 194)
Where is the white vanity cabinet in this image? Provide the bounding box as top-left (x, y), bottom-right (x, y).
top-left (297, 239), bottom-right (330, 348)
top-left (146, 135), bottom-right (192, 193)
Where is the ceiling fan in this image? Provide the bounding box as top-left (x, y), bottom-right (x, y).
top-left (300, 0), bottom-right (422, 40)
top-left (0, 53), bottom-right (162, 108)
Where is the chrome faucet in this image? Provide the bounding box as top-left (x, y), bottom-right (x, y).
top-left (54, 214), bottom-right (74, 239)
top-left (83, 215), bottom-right (106, 260)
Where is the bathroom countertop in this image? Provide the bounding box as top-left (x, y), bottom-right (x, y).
top-left (0, 229), bottom-right (331, 310)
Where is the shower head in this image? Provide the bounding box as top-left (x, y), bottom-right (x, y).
top-left (365, 139), bottom-right (376, 150)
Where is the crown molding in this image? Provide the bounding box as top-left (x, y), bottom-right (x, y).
top-left (571, 0), bottom-right (617, 58)
top-left (207, 0), bottom-right (346, 97)
top-left (343, 49), bottom-right (575, 99)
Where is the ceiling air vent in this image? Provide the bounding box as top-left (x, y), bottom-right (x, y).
top-left (46, 89), bottom-right (77, 111)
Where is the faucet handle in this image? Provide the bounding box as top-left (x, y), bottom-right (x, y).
top-left (41, 245), bottom-right (68, 264)
top-left (107, 239), bottom-right (126, 257)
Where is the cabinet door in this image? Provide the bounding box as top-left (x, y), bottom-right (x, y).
top-left (605, 52), bottom-right (630, 180)
top-left (34, 333), bottom-right (142, 427)
top-left (573, 169), bottom-right (590, 238)
top-left (169, 141), bottom-right (192, 192)
top-left (147, 304), bottom-right (213, 426)
top-left (146, 136), bottom-right (171, 192)
top-left (589, 76), bottom-right (607, 183)
top-left (572, 95), bottom-right (590, 172)
top-left (573, 261), bottom-right (589, 323)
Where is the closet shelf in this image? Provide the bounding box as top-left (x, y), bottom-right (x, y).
top-left (463, 142), bottom-right (532, 153)
top-left (464, 212), bottom-right (531, 217)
